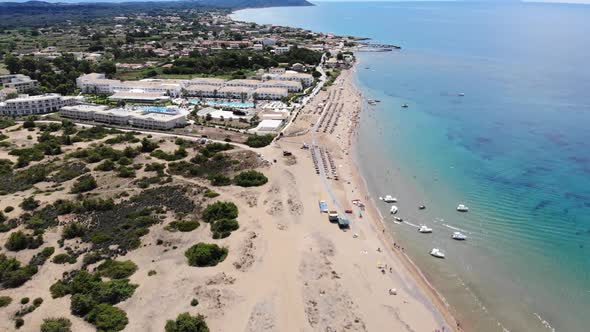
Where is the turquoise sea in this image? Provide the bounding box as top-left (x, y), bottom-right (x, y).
top-left (232, 2), bottom-right (590, 331)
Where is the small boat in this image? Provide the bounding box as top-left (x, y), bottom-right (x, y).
top-left (452, 232), bottom-right (467, 240)
top-left (345, 209), bottom-right (353, 214)
top-left (368, 100), bottom-right (377, 105)
top-left (418, 225), bottom-right (432, 233)
top-left (394, 217), bottom-right (403, 222)
top-left (458, 93), bottom-right (465, 97)
top-left (402, 104), bottom-right (409, 108)
top-left (378, 196), bottom-right (383, 201)
top-left (430, 248), bottom-right (445, 259)
top-left (419, 205), bottom-right (426, 210)
top-left (457, 204), bottom-right (469, 212)
top-left (383, 195), bottom-right (397, 203)
top-left (390, 205), bottom-right (398, 214)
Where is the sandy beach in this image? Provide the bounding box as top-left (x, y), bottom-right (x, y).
top-left (0, 67), bottom-right (458, 332)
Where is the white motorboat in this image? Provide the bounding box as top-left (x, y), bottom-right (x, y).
top-left (418, 225), bottom-right (432, 233)
top-left (402, 103), bottom-right (409, 108)
top-left (458, 93), bottom-right (465, 97)
top-left (430, 248), bottom-right (445, 259)
top-left (457, 204), bottom-right (469, 212)
top-left (452, 232), bottom-right (467, 240)
top-left (390, 205), bottom-right (398, 214)
top-left (394, 217), bottom-right (403, 222)
top-left (383, 195), bottom-right (397, 203)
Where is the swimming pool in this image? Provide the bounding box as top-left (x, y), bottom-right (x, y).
top-left (189, 100), bottom-right (255, 108)
top-left (139, 106), bottom-right (177, 114)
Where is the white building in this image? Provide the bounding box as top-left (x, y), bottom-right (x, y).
top-left (218, 86), bottom-right (253, 99)
top-left (0, 74), bottom-right (39, 93)
top-left (225, 79), bottom-right (261, 89)
top-left (262, 70), bottom-right (314, 87)
top-left (250, 119), bottom-right (284, 134)
top-left (129, 112), bottom-right (187, 130)
top-left (0, 94), bottom-right (80, 116)
top-left (184, 85), bottom-right (220, 98)
top-left (254, 87), bottom-right (288, 100)
top-left (60, 105), bottom-right (109, 121)
top-left (108, 91), bottom-right (171, 104)
top-left (60, 105), bottom-right (187, 130)
top-left (260, 80), bottom-right (301, 92)
top-left (273, 46), bottom-right (292, 55)
top-left (92, 108), bottom-right (135, 125)
top-left (186, 77), bottom-right (226, 87)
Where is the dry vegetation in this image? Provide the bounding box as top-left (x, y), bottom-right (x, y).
top-left (0, 118), bottom-right (267, 331)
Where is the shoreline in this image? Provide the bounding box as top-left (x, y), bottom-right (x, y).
top-left (349, 69), bottom-right (462, 331)
top-left (278, 62), bottom-right (460, 330)
top-left (342, 67), bottom-right (461, 330)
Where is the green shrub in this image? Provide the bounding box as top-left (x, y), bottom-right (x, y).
top-left (5, 231), bottom-right (43, 251)
top-left (185, 243), bottom-right (228, 267)
top-left (95, 160), bottom-right (115, 171)
top-left (29, 246), bottom-right (55, 266)
top-left (62, 222), bottom-right (86, 239)
top-left (140, 138), bottom-right (159, 153)
top-left (40, 317), bottom-right (72, 332)
top-left (0, 254), bottom-right (38, 288)
top-left (203, 189), bottom-right (219, 198)
top-left (202, 201), bottom-right (238, 223)
top-left (144, 162), bottom-right (165, 173)
top-left (0, 296), bottom-right (12, 307)
top-left (52, 253), bottom-right (76, 264)
top-left (70, 175), bottom-right (97, 193)
top-left (165, 221), bottom-right (200, 233)
top-left (71, 293), bottom-right (96, 316)
top-left (96, 260), bottom-right (138, 279)
top-left (86, 303), bottom-right (128, 332)
top-left (165, 312), bottom-right (209, 332)
top-left (33, 297), bottom-right (43, 307)
top-left (211, 219), bottom-right (239, 239)
top-left (21, 297), bottom-right (29, 304)
top-left (147, 270), bottom-right (157, 276)
top-left (15, 318), bottom-right (24, 329)
top-left (245, 134), bottom-right (274, 148)
top-left (233, 170), bottom-right (268, 187)
top-left (150, 147), bottom-right (187, 161)
top-left (20, 196), bottom-right (40, 210)
top-left (209, 174), bottom-right (231, 186)
top-left (116, 166), bottom-right (135, 178)
top-left (82, 252), bottom-right (103, 266)
top-left (4, 206), bottom-right (14, 213)
top-left (190, 298), bottom-right (199, 307)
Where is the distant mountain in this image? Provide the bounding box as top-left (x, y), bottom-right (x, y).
top-left (0, 0), bottom-right (313, 27)
top-left (0, 0), bottom-right (313, 9)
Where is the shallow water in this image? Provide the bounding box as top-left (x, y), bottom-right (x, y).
top-left (233, 2), bottom-right (590, 331)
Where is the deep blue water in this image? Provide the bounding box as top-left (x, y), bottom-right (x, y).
top-left (233, 2), bottom-right (590, 331)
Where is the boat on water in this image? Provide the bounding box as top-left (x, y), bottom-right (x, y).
top-left (418, 225), bottom-right (433, 233)
top-left (457, 204), bottom-right (469, 212)
top-left (383, 195), bottom-right (397, 203)
top-left (430, 248), bottom-right (445, 259)
top-left (390, 205), bottom-right (398, 214)
top-left (368, 100), bottom-right (377, 105)
top-left (458, 93), bottom-right (465, 96)
top-left (394, 217), bottom-right (403, 222)
top-left (452, 232), bottom-right (467, 240)
top-left (402, 103), bottom-right (409, 108)
top-left (419, 205), bottom-right (426, 210)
